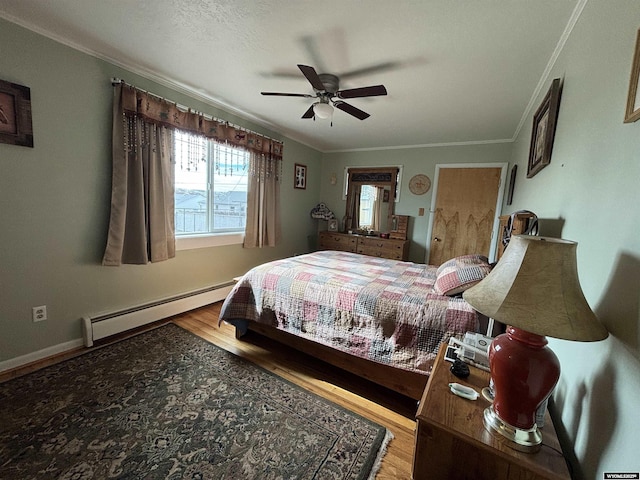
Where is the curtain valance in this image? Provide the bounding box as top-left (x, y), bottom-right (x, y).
top-left (118, 83), bottom-right (283, 160)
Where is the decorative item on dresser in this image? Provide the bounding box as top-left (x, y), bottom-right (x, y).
top-left (497, 210), bottom-right (538, 260)
top-left (319, 231), bottom-right (409, 261)
top-left (310, 202), bottom-right (335, 221)
top-left (390, 214), bottom-right (409, 240)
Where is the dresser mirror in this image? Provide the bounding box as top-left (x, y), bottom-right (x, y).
top-left (344, 167), bottom-right (399, 233)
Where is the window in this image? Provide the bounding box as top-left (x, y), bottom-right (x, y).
top-left (174, 131), bottom-right (249, 237)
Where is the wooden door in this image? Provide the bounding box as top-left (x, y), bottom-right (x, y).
top-left (428, 167), bottom-right (502, 266)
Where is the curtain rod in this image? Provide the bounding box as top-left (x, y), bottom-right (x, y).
top-left (110, 77), bottom-right (281, 143)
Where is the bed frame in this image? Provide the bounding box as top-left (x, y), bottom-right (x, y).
top-left (239, 320), bottom-right (429, 400)
top-left (235, 313), bottom-right (500, 401)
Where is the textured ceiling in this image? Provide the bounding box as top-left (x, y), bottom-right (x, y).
top-left (0, 0), bottom-right (581, 152)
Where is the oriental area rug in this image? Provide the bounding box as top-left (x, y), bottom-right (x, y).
top-left (0, 324), bottom-right (391, 479)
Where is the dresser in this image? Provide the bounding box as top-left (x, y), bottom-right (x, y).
top-left (318, 231), bottom-right (409, 261)
top-left (412, 345), bottom-right (570, 480)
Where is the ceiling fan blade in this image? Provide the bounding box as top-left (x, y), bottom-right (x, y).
top-left (338, 62), bottom-right (399, 79)
top-left (334, 101), bottom-right (370, 120)
top-left (261, 92), bottom-right (314, 98)
top-left (336, 85), bottom-right (387, 99)
top-left (259, 71), bottom-right (302, 79)
top-left (301, 105), bottom-right (315, 119)
top-left (339, 57), bottom-right (428, 79)
top-left (300, 36), bottom-right (329, 74)
top-left (298, 64), bottom-right (326, 91)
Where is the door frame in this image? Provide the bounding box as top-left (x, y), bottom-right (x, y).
top-left (424, 162), bottom-right (508, 264)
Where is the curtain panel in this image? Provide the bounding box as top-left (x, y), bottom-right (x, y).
top-left (103, 84), bottom-right (175, 265)
top-left (244, 151), bottom-right (282, 248)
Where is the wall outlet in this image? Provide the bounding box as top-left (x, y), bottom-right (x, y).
top-left (32, 305), bottom-right (47, 322)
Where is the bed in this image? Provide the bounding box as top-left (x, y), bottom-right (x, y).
top-left (220, 250), bottom-right (492, 400)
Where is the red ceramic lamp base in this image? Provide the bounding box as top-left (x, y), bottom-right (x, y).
top-left (484, 326), bottom-right (561, 452)
top-left (484, 405), bottom-right (542, 452)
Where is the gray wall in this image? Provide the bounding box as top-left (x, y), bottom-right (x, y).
top-left (0, 18), bottom-right (322, 362)
top-left (493, 1), bottom-right (640, 478)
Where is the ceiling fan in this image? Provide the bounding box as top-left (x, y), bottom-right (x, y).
top-left (261, 64), bottom-right (387, 121)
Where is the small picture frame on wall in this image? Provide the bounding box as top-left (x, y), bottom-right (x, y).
top-left (507, 165), bottom-right (517, 206)
top-left (328, 219), bottom-right (338, 231)
top-left (624, 28), bottom-right (640, 123)
top-left (0, 79), bottom-right (34, 148)
top-left (294, 163), bottom-right (307, 189)
top-left (527, 78), bottom-right (562, 178)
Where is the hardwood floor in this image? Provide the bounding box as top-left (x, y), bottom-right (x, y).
top-left (0, 303), bottom-right (419, 479)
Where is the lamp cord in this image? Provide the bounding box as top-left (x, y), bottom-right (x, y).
top-left (540, 443), bottom-right (574, 477)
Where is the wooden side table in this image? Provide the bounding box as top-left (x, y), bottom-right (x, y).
top-left (412, 345), bottom-right (571, 480)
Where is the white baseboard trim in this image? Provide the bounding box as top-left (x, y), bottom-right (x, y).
top-left (0, 338), bottom-right (85, 374)
top-left (82, 283), bottom-right (233, 347)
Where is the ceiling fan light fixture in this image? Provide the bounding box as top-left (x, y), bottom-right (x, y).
top-left (313, 102), bottom-right (333, 119)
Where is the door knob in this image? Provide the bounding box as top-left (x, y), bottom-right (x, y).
top-left (433, 237), bottom-right (441, 242)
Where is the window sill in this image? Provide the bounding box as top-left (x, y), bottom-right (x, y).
top-left (176, 232), bottom-right (244, 251)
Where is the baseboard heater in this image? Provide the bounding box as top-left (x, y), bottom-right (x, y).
top-left (81, 282), bottom-right (234, 347)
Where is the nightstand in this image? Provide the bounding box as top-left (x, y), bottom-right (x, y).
top-left (412, 345), bottom-right (571, 480)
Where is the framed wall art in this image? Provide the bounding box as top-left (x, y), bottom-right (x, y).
top-left (527, 78), bottom-right (562, 178)
top-left (294, 163), bottom-right (307, 189)
top-left (0, 79), bottom-right (33, 148)
top-left (507, 165), bottom-right (517, 206)
top-left (624, 28), bottom-right (640, 123)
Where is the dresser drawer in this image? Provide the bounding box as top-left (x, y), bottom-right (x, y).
top-left (357, 245), bottom-right (404, 260)
top-left (358, 237), bottom-right (405, 250)
top-left (357, 237), bottom-right (408, 260)
top-left (319, 231), bottom-right (409, 260)
top-left (319, 232), bottom-right (357, 252)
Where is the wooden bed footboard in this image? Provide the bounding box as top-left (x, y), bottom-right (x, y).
top-left (241, 320), bottom-right (429, 400)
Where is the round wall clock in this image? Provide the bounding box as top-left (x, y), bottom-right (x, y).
top-left (409, 174), bottom-right (431, 195)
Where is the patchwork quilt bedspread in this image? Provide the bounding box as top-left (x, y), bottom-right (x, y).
top-left (220, 251), bottom-right (479, 374)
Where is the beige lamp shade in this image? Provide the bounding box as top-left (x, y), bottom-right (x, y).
top-left (463, 235), bottom-right (608, 341)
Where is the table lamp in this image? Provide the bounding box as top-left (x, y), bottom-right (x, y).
top-left (462, 235), bottom-right (608, 451)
